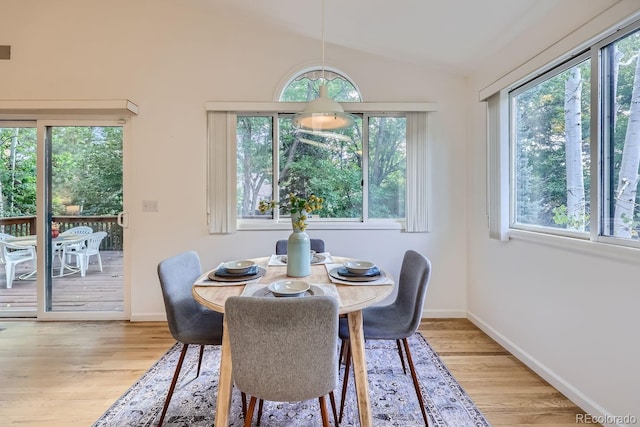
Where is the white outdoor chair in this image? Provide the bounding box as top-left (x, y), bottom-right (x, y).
top-left (61, 231), bottom-right (107, 277)
top-left (0, 233), bottom-right (15, 265)
top-left (0, 240), bottom-right (36, 288)
top-left (59, 226), bottom-right (93, 265)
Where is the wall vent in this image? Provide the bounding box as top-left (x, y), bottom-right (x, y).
top-left (0, 46), bottom-right (11, 60)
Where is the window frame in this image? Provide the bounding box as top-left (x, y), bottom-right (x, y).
top-left (508, 51), bottom-right (592, 240)
top-left (488, 17), bottom-right (640, 251)
top-left (205, 102), bottom-right (436, 232)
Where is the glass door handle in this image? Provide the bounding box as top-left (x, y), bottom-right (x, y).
top-left (117, 211), bottom-right (128, 228)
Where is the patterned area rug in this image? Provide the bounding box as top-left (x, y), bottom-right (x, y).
top-left (94, 333), bottom-right (490, 426)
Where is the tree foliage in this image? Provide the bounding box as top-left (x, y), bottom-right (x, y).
top-left (513, 60), bottom-right (591, 229)
top-left (0, 126), bottom-right (123, 219)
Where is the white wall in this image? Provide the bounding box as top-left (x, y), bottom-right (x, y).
top-left (1, 0), bottom-right (469, 319)
top-left (6, 0), bottom-right (638, 422)
top-left (467, 0), bottom-right (640, 424)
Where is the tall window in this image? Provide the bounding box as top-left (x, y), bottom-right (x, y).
top-left (511, 55), bottom-right (591, 234)
top-left (502, 19), bottom-right (640, 246)
top-left (601, 27), bottom-right (640, 240)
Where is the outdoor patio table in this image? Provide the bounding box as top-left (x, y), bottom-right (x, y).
top-left (192, 255), bottom-right (394, 427)
top-left (6, 234), bottom-right (86, 278)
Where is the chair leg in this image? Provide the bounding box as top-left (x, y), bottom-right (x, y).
top-left (256, 399), bottom-right (264, 426)
top-left (396, 339), bottom-right (407, 374)
top-left (196, 345), bottom-right (205, 378)
top-left (402, 338), bottom-right (429, 426)
top-left (244, 396), bottom-right (257, 427)
top-left (329, 391), bottom-right (338, 426)
top-left (338, 341), bottom-right (352, 423)
top-left (97, 252), bottom-right (103, 272)
top-left (338, 338), bottom-right (347, 366)
top-left (59, 255), bottom-right (65, 276)
top-left (157, 343), bottom-right (189, 427)
top-left (79, 254), bottom-right (87, 277)
top-left (241, 392), bottom-right (247, 416)
top-left (319, 395), bottom-right (330, 427)
top-left (6, 263), bottom-right (14, 288)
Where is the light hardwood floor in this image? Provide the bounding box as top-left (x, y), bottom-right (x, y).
top-left (0, 319), bottom-right (596, 426)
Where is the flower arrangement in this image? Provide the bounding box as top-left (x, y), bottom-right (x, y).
top-left (258, 193), bottom-right (324, 232)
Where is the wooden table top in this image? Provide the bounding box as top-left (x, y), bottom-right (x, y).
top-left (192, 256), bottom-right (393, 315)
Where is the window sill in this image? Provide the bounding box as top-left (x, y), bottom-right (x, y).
top-left (508, 229), bottom-right (640, 264)
top-left (237, 219), bottom-right (404, 231)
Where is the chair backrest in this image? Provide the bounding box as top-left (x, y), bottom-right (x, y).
top-left (157, 251), bottom-right (224, 344)
top-left (391, 250), bottom-right (432, 335)
top-left (275, 238), bottom-right (326, 255)
top-left (83, 231), bottom-right (107, 251)
top-left (61, 226), bottom-right (93, 236)
top-left (226, 295), bottom-right (338, 402)
top-left (0, 233), bottom-right (15, 240)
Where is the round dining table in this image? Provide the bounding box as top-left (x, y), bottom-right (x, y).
top-left (192, 255), bottom-right (394, 427)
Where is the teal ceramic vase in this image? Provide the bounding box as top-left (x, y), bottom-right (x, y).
top-left (287, 211), bottom-right (311, 277)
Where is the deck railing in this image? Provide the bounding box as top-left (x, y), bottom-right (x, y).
top-left (0, 215), bottom-right (122, 250)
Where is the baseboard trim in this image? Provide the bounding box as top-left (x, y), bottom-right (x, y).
top-left (467, 311), bottom-right (622, 427)
top-left (130, 313), bottom-right (166, 322)
top-left (422, 309), bottom-right (467, 318)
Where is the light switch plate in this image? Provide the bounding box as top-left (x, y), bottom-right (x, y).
top-left (142, 200), bottom-right (158, 212)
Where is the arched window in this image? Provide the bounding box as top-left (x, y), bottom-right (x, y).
top-left (279, 69), bottom-right (362, 102)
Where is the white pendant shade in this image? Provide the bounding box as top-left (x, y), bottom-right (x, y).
top-left (293, 84), bottom-right (354, 131)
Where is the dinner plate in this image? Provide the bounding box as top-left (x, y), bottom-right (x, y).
top-left (278, 254), bottom-right (327, 265)
top-left (208, 266), bottom-right (266, 282)
top-left (268, 280), bottom-right (310, 297)
top-left (252, 284), bottom-right (324, 298)
top-left (328, 266), bottom-right (385, 282)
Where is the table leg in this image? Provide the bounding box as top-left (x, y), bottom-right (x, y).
top-left (214, 316), bottom-right (233, 426)
top-left (347, 310), bottom-right (372, 427)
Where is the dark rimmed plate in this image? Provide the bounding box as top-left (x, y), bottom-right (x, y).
top-left (328, 266), bottom-right (385, 282)
top-left (208, 266), bottom-right (266, 282)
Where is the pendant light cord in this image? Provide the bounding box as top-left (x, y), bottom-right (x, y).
top-left (321, 0), bottom-right (325, 83)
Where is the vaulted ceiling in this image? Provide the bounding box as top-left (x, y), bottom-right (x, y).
top-left (212, 0), bottom-right (618, 75)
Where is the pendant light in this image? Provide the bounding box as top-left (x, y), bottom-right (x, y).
top-left (292, 0), bottom-right (354, 131)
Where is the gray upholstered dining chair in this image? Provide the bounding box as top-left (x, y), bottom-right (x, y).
top-left (157, 251), bottom-right (224, 426)
top-left (275, 238), bottom-right (326, 255)
top-left (338, 249), bottom-right (432, 425)
top-left (225, 295), bottom-right (339, 427)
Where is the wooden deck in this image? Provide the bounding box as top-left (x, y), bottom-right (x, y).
top-left (0, 251), bottom-right (123, 313)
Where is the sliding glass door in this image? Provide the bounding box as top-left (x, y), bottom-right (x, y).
top-left (0, 121), bottom-right (127, 319)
